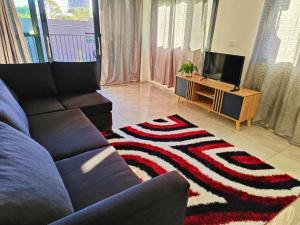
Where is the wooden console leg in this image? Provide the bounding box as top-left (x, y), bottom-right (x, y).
top-left (177, 97), bottom-right (180, 102)
top-left (235, 121), bottom-right (241, 131)
top-left (247, 119), bottom-right (251, 127)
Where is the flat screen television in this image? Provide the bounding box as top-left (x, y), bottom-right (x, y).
top-left (202, 52), bottom-right (245, 91)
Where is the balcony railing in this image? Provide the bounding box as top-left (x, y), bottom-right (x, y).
top-left (49, 33), bottom-right (97, 62)
top-left (24, 33), bottom-right (40, 63)
top-left (24, 33), bottom-right (97, 62)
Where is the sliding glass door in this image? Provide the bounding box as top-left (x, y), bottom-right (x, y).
top-left (14, 0), bottom-right (101, 63)
top-left (14, 0), bottom-right (46, 62)
top-left (42, 0), bottom-right (98, 62)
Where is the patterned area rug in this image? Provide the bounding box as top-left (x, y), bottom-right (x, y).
top-left (103, 115), bottom-right (300, 225)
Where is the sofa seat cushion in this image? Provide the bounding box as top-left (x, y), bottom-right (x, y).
top-left (0, 122), bottom-right (74, 225)
top-left (29, 109), bottom-right (109, 161)
top-left (0, 79), bottom-right (29, 136)
top-left (59, 92), bottom-right (112, 117)
top-left (56, 146), bottom-right (141, 210)
top-left (22, 97), bottom-right (65, 116)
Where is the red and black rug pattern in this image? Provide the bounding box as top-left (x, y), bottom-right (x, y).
top-left (102, 115), bottom-right (300, 225)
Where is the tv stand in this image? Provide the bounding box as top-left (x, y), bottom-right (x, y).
top-left (175, 75), bottom-right (261, 131)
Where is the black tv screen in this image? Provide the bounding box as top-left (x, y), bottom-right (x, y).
top-left (203, 52), bottom-right (245, 86)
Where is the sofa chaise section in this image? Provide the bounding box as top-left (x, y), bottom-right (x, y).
top-left (55, 146), bottom-right (141, 210)
top-left (59, 92), bottom-right (112, 131)
top-left (50, 171), bottom-right (189, 225)
top-left (52, 61), bottom-right (112, 131)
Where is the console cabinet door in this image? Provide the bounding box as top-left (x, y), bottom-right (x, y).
top-left (220, 93), bottom-right (243, 120)
top-left (175, 77), bottom-right (188, 99)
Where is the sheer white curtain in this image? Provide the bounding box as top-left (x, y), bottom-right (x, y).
top-left (245, 0), bottom-right (300, 146)
top-left (150, 0), bottom-right (210, 87)
top-left (0, 0), bottom-right (31, 63)
top-left (100, 0), bottom-right (142, 85)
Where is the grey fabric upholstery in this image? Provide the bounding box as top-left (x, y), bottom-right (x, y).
top-left (0, 63), bottom-right (189, 225)
top-left (56, 146), bottom-right (141, 210)
top-left (88, 112), bottom-right (112, 131)
top-left (59, 92), bottom-right (112, 116)
top-left (29, 109), bottom-right (109, 161)
top-left (0, 122), bottom-right (74, 225)
top-left (0, 63), bottom-right (57, 99)
top-left (7, 85), bottom-right (19, 102)
top-left (52, 62), bottom-right (100, 95)
top-left (59, 92), bottom-right (113, 131)
top-left (49, 171), bottom-right (189, 225)
top-left (22, 97), bottom-right (65, 116)
top-left (0, 62), bottom-right (112, 131)
top-left (0, 79), bottom-right (29, 135)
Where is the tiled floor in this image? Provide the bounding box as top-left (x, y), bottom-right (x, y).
top-left (100, 82), bottom-right (300, 225)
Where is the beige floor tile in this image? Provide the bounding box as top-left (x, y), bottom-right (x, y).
top-left (268, 196), bottom-right (300, 225)
top-left (122, 110), bottom-right (169, 125)
top-left (111, 113), bottom-right (130, 129)
top-left (267, 146), bottom-right (300, 180)
top-left (192, 116), bottom-right (238, 138)
top-left (223, 132), bottom-right (284, 161)
top-left (280, 145), bottom-right (300, 163)
top-left (240, 126), bottom-right (290, 152)
top-left (221, 125), bottom-right (290, 161)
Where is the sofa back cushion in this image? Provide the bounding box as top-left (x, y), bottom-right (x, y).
top-left (0, 63), bottom-right (57, 99)
top-left (52, 61), bottom-right (100, 94)
top-left (0, 79), bottom-right (29, 136)
top-left (0, 122), bottom-right (74, 225)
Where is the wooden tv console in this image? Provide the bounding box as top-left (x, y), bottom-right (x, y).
top-left (175, 75), bottom-right (261, 130)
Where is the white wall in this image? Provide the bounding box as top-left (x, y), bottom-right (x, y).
top-left (211, 0), bottom-right (265, 86)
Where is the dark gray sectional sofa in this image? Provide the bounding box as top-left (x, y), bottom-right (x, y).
top-left (0, 62), bottom-right (189, 225)
top-left (0, 62), bottom-right (112, 131)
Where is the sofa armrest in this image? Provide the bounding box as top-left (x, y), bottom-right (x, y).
top-left (50, 171), bottom-right (189, 225)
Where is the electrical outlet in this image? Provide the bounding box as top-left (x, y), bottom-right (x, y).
top-left (229, 40), bottom-right (237, 47)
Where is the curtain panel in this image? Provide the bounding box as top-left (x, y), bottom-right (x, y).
top-left (245, 0), bottom-right (300, 146)
top-left (100, 0), bottom-right (142, 85)
top-left (150, 0), bottom-right (209, 87)
top-left (0, 0), bottom-right (31, 64)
